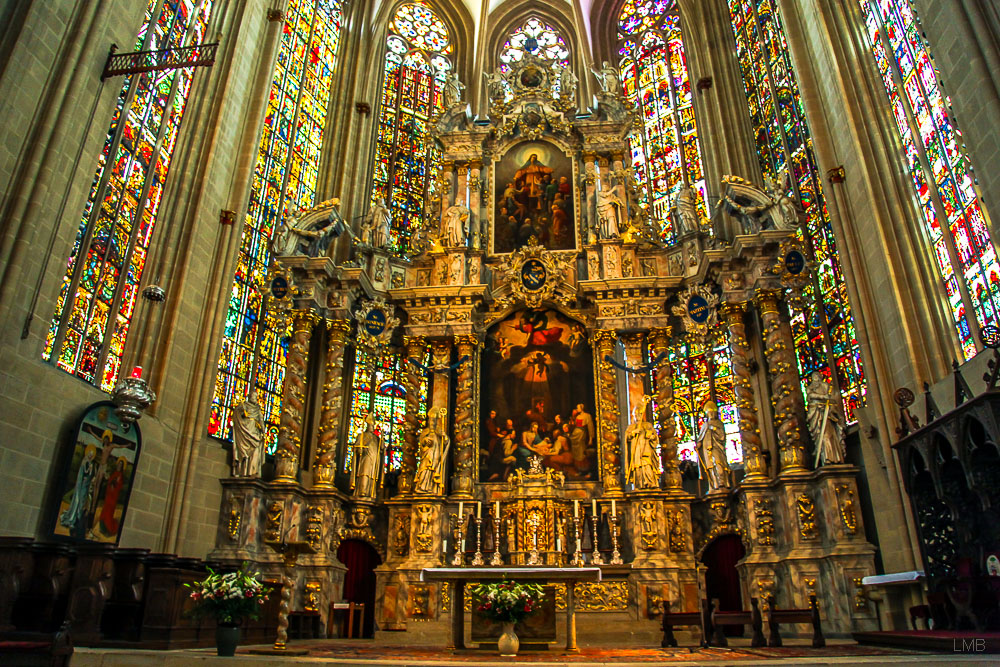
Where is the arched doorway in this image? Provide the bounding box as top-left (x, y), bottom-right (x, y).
top-left (337, 539), bottom-right (382, 638)
top-left (701, 534), bottom-right (746, 635)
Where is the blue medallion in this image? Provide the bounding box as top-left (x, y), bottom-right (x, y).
top-left (270, 275), bottom-right (289, 300)
top-left (785, 249), bottom-right (805, 275)
top-left (520, 258), bottom-right (547, 292)
top-left (364, 309), bottom-right (388, 337)
top-left (687, 295), bottom-right (710, 324)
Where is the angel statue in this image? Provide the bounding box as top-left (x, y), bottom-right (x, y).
top-left (351, 411), bottom-right (382, 498)
top-left (483, 71), bottom-right (507, 100)
top-left (697, 401), bottom-right (731, 492)
top-left (625, 395), bottom-right (660, 490)
top-left (807, 372), bottom-right (846, 465)
top-left (415, 407), bottom-right (451, 495)
top-left (232, 389), bottom-right (265, 477)
top-left (590, 61), bottom-right (621, 94)
top-left (444, 72), bottom-right (465, 107)
top-left (271, 205), bottom-right (320, 256)
top-left (367, 197), bottom-right (392, 248)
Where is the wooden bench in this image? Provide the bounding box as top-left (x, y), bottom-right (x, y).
top-left (660, 598), bottom-right (710, 648)
top-left (0, 621), bottom-right (72, 666)
top-left (709, 597), bottom-right (765, 647)
top-left (766, 593), bottom-right (825, 648)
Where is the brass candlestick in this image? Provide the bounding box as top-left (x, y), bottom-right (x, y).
top-left (609, 512), bottom-right (623, 565)
top-left (590, 512), bottom-right (604, 565)
top-left (450, 513), bottom-right (464, 566)
top-left (471, 515), bottom-right (484, 566)
top-left (571, 515), bottom-right (584, 566)
top-left (490, 512), bottom-right (503, 566)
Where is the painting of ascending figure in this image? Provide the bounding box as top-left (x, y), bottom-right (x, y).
top-left (493, 141), bottom-right (576, 253)
top-left (480, 309), bottom-right (596, 482)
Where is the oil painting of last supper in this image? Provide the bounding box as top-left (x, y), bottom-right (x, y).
top-left (480, 308), bottom-right (597, 481)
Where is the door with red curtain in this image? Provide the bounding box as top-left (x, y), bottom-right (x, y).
top-left (337, 539), bottom-right (382, 637)
top-left (701, 534), bottom-right (746, 635)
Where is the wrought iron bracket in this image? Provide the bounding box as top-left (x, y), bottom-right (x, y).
top-left (101, 41), bottom-right (219, 81)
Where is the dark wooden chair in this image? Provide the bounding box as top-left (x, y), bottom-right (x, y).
top-left (766, 593), bottom-right (825, 648)
top-left (660, 598), bottom-right (709, 648)
top-left (710, 597), bottom-right (765, 647)
top-left (328, 601), bottom-right (364, 638)
top-left (0, 620), bottom-right (72, 666)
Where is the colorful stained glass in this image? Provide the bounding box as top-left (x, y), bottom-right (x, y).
top-left (345, 349), bottom-right (429, 474)
top-left (44, 0), bottom-right (215, 390)
top-left (858, 0), bottom-right (1000, 360)
top-left (499, 18), bottom-right (569, 70)
top-left (648, 335), bottom-right (743, 465)
top-left (210, 0), bottom-right (343, 451)
top-left (370, 3), bottom-right (452, 254)
top-left (729, 0), bottom-right (866, 421)
top-left (618, 0), bottom-right (708, 242)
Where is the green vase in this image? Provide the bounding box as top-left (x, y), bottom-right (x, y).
top-left (216, 623), bottom-right (240, 657)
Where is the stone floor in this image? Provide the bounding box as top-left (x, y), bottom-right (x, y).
top-left (72, 639), bottom-right (1000, 666)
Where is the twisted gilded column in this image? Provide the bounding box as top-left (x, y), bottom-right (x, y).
top-left (648, 327), bottom-right (680, 489)
top-left (275, 310), bottom-right (321, 483)
top-left (721, 302), bottom-right (767, 480)
top-left (592, 329), bottom-right (622, 493)
top-left (313, 319), bottom-right (351, 488)
top-left (754, 289), bottom-right (807, 474)
top-left (451, 334), bottom-right (477, 496)
top-left (398, 335), bottom-right (428, 495)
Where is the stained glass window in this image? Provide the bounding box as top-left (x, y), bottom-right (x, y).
top-left (858, 0), bottom-right (1000, 360)
top-left (209, 0), bottom-right (343, 450)
top-left (649, 336), bottom-right (743, 465)
top-left (370, 3), bottom-right (452, 254)
top-left (43, 0), bottom-right (215, 390)
top-left (345, 349), bottom-right (429, 475)
top-left (499, 17), bottom-right (569, 71)
top-left (729, 0), bottom-right (866, 421)
top-left (618, 0), bottom-right (708, 242)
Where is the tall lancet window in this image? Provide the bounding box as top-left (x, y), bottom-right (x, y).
top-left (858, 0), bottom-right (1000, 359)
top-left (617, 0), bottom-right (708, 243)
top-left (44, 0), bottom-right (215, 390)
top-left (729, 0), bottom-right (865, 421)
top-left (370, 3), bottom-right (453, 254)
top-left (209, 0), bottom-right (344, 450)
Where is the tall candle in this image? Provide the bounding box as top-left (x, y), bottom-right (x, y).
top-left (592, 499), bottom-right (597, 516)
top-left (611, 499), bottom-right (616, 516)
top-left (477, 501), bottom-right (482, 519)
top-left (458, 501), bottom-right (464, 518)
top-left (443, 538), bottom-right (448, 552)
top-left (574, 500), bottom-right (579, 518)
top-left (557, 537), bottom-right (562, 552)
top-left (495, 500), bottom-right (500, 518)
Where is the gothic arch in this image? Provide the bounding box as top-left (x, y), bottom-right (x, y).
top-left (368, 0), bottom-right (475, 86)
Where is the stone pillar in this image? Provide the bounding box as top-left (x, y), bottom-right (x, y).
top-left (720, 302), bottom-right (767, 480)
top-left (313, 319), bottom-right (351, 488)
top-left (468, 161), bottom-right (482, 249)
top-left (451, 335), bottom-right (477, 497)
top-left (582, 152), bottom-right (597, 244)
top-left (592, 329), bottom-right (623, 494)
top-left (399, 335), bottom-right (428, 495)
top-left (754, 289), bottom-right (807, 474)
top-left (456, 166), bottom-right (468, 207)
top-left (648, 327), bottom-right (680, 489)
top-left (275, 309), bottom-right (320, 483)
top-left (438, 161), bottom-right (455, 230)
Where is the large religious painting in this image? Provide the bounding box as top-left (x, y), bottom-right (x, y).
top-left (46, 401), bottom-right (142, 544)
top-left (493, 141), bottom-right (576, 253)
top-left (480, 309), bottom-right (597, 481)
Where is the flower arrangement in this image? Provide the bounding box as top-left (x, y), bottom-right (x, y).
top-left (185, 564), bottom-right (268, 626)
top-left (469, 579), bottom-right (546, 623)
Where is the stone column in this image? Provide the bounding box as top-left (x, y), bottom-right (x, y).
top-left (720, 302), bottom-right (767, 480)
top-left (754, 289), bottom-right (807, 474)
top-left (438, 161), bottom-right (455, 230)
top-left (582, 152), bottom-right (598, 244)
top-left (399, 335), bottom-right (428, 495)
top-left (468, 161), bottom-right (482, 249)
top-left (275, 309), bottom-right (320, 483)
top-left (451, 334), bottom-right (477, 497)
top-left (592, 329), bottom-right (623, 494)
top-left (648, 327), bottom-right (680, 489)
top-left (456, 166), bottom-right (468, 207)
top-left (313, 319), bottom-right (351, 488)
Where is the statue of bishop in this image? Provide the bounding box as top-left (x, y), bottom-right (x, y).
top-left (625, 396), bottom-right (660, 489)
top-left (351, 412), bottom-right (382, 498)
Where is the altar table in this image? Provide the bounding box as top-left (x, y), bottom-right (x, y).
top-left (420, 567), bottom-right (602, 652)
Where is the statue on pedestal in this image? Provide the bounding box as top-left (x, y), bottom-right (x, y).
top-left (483, 71), bottom-right (506, 101)
top-left (673, 181), bottom-right (699, 237)
top-left (807, 372), bottom-right (846, 465)
top-left (442, 204), bottom-right (470, 247)
top-left (271, 206), bottom-right (320, 256)
top-left (444, 73), bottom-right (465, 107)
top-left (415, 407), bottom-right (450, 495)
top-left (596, 184), bottom-right (624, 238)
top-left (698, 401), bottom-right (730, 491)
top-left (625, 395), bottom-right (660, 489)
top-left (590, 61), bottom-right (621, 94)
top-left (556, 67), bottom-right (578, 99)
top-left (763, 174), bottom-right (800, 231)
top-left (351, 412), bottom-right (382, 498)
top-left (232, 389), bottom-right (265, 477)
top-left (367, 198), bottom-right (392, 249)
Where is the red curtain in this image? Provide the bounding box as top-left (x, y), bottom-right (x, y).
top-left (702, 534), bottom-right (746, 634)
top-left (337, 539), bottom-right (382, 637)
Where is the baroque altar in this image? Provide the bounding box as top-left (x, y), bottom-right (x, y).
top-left (208, 53), bottom-right (877, 644)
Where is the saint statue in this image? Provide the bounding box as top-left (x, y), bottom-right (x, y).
top-left (442, 204), bottom-right (470, 247)
top-left (271, 205), bottom-right (321, 256)
top-left (414, 407), bottom-right (450, 495)
top-left (596, 184), bottom-right (624, 238)
top-left (351, 412), bottom-right (382, 498)
top-left (590, 61), bottom-right (621, 94)
top-left (483, 71), bottom-right (506, 100)
top-left (807, 372), bottom-right (846, 465)
top-left (368, 198), bottom-right (392, 248)
top-left (444, 72), bottom-right (465, 107)
top-left (556, 66), bottom-right (578, 98)
top-left (232, 389), bottom-right (265, 477)
top-left (673, 181), bottom-right (699, 237)
top-left (763, 174), bottom-right (799, 230)
top-left (625, 395), bottom-right (660, 489)
top-left (697, 401), bottom-right (731, 492)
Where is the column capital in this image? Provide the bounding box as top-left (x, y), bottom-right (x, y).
top-left (267, 8), bottom-right (285, 22)
top-left (292, 309), bottom-right (322, 332)
top-left (453, 333), bottom-right (479, 348)
top-left (719, 301), bottom-right (748, 319)
top-left (327, 318), bottom-right (351, 336)
top-left (403, 334), bottom-right (428, 349)
top-left (647, 326), bottom-right (673, 350)
top-left (590, 328), bottom-right (618, 346)
top-left (753, 288), bottom-right (782, 310)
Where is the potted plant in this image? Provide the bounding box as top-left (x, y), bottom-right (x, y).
top-left (185, 564), bottom-right (268, 656)
top-left (469, 579), bottom-right (546, 656)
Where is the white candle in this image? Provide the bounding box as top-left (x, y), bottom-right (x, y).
top-left (444, 538), bottom-right (448, 552)
top-left (611, 499), bottom-right (616, 516)
top-left (557, 537), bottom-right (562, 551)
top-left (574, 500), bottom-right (579, 518)
top-left (458, 501), bottom-right (464, 518)
top-left (477, 501), bottom-right (482, 519)
top-left (461, 538), bottom-right (466, 552)
top-left (592, 499), bottom-right (597, 516)
top-left (495, 500), bottom-right (501, 518)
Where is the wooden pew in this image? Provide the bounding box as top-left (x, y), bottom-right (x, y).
top-left (0, 621), bottom-right (72, 666)
top-left (660, 598), bottom-right (710, 648)
top-left (766, 593), bottom-right (825, 648)
top-left (709, 597), bottom-right (765, 647)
